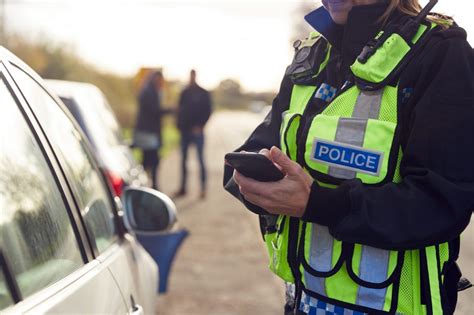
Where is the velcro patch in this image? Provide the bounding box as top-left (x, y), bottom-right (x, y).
top-left (311, 139), bottom-right (383, 176)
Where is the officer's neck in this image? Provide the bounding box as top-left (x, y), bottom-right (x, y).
top-left (307, 2), bottom-right (394, 66)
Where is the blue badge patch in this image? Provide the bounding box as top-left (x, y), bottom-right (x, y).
top-left (315, 83), bottom-right (338, 103)
top-left (311, 139), bottom-right (383, 176)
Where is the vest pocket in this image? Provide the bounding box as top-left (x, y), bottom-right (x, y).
top-left (299, 222), bottom-right (345, 282)
top-left (346, 244), bottom-right (404, 289)
top-left (302, 114), bottom-right (398, 185)
top-left (345, 244), bottom-right (404, 311)
top-left (264, 215), bottom-right (294, 283)
top-left (298, 221), bottom-right (403, 313)
top-left (298, 223), bottom-right (348, 308)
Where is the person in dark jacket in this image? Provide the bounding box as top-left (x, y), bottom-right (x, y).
top-left (175, 70), bottom-right (212, 199)
top-left (134, 70), bottom-right (168, 190)
top-left (223, 0), bottom-right (473, 314)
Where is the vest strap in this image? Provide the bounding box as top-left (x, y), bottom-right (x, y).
top-left (289, 85), bottom-right (317, 115)
top-left (426, 246), bottom-right (443, 314)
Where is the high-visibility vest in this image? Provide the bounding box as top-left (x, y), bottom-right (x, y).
top-left (264, 22), bottom-right (452, 314)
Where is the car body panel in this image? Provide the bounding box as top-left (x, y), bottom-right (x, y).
top-left (100, 237), bottom-right (158, 314)
top-left (0, 47), bottom-right (159, 314)
top-left (14, 262), bottom-right (126, 315)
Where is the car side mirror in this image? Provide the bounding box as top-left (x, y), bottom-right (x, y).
top-left (122, 187), bottom-right (177, 233)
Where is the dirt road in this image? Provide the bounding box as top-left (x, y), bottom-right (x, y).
top-left (156, 111), bottom-right (473, 315)
top-left (156, 111), bottom-right (284, 315)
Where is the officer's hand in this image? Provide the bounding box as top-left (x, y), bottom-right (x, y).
top-left (258, 148), bottom-right (271, 158)
top-left (234, 146), bottom-right (313, 217)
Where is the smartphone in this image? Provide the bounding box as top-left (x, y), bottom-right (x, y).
top-left (225, 152), bottom-right (285, 182)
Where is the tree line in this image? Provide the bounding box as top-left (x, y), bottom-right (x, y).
top-left (5, 35), bottom-right (276, 129)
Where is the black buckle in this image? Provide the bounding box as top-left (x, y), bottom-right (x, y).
top-left (458, 277), bottom-right (473, 292)
top-left (357, 39), bottom-right (380, 64)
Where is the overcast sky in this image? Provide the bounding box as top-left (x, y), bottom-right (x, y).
top-left (4, 0), bottom-right (473, 92)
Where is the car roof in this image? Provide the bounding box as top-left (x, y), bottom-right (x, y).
top-left (0, 46), bottom-right (47, 83)
top-left (0, 47), bottom-right (103, 104)
top-left (45, 79), bottom-right (103, 100)
top-left (0, 46), bottom-right (86, 112)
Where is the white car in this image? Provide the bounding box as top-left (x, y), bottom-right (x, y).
top-left (45, 80), bottom-right (148, 196)
top-left (0, 47), bottom-right (174, 314)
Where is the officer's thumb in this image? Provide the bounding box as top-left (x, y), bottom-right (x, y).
top-left (270, 146), bottom-right (299, 176)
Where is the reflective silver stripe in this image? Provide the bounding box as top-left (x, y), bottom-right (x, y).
top-left (350, 90), bottom-right (390, 310)
top-left (305, 224), bottom-right (333, 295)
top-left (326, 89), bottom-right (390, 311)
top-left (355, 246), bottom-right (390, 310)
top-left (328, 118), bottom-right (367, 179)
top-left (334, 118), bottom-right (368, 147)
top-left (352, 90), bottom-right (383, 119)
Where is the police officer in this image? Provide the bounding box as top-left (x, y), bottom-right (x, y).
top-left (224, 0), bottom-right (473, 314)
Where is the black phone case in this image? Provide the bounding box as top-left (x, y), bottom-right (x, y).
top-left (225, 152), bottom-right (284, 182)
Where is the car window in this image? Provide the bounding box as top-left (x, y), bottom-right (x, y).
top-left (0, 276), bottom-right (12, 310)
top-left (9, 66), bottom-right (117, 254)
top-left (59, 96), bottom-right (89, 139)
top-left (73, 88), bottom-right (123, 149)
top-left (0, 79), bottom-right (83, 304)
top-left (0, 258), bottom-right (14, 310)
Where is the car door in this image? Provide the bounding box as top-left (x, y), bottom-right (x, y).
top-left (0, 61), bottom-right (128, 314)
top-left (5, 57), bottom-right (157, 314)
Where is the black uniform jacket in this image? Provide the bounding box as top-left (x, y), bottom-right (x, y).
top-left (177, 84), bottom-right (212, 132)
top-left (223, 3), bottom-right (474, 253)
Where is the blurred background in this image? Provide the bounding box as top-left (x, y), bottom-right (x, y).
top-left (1, 0), bottom-right (470, 133)
top-left (1, 0), bottom-right (473, 314)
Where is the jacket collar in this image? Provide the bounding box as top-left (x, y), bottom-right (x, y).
top-left (305, 2), bottom-right (394, 67)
